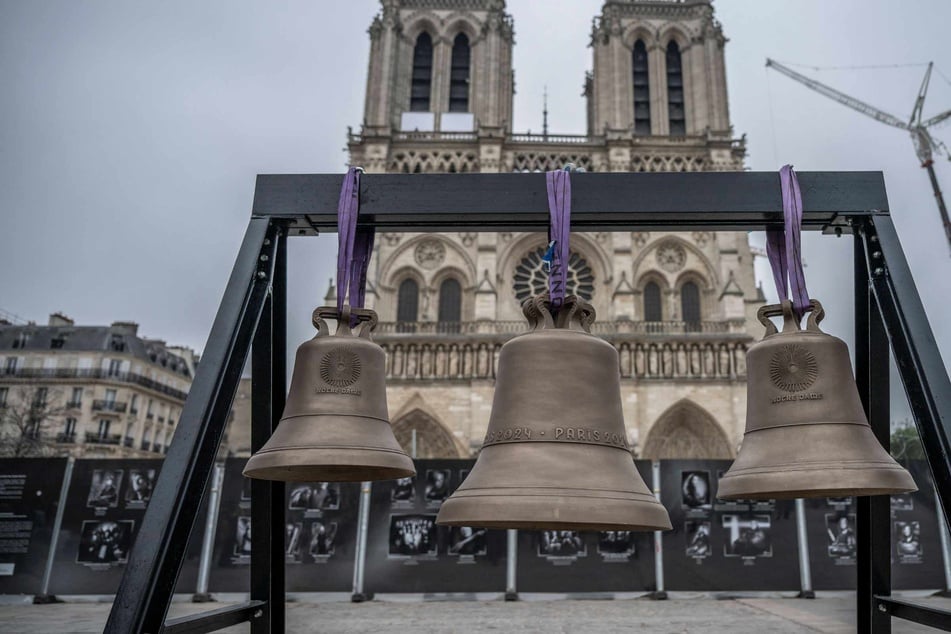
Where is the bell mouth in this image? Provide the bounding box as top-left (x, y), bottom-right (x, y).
top-left (717, 461), bottom-right (917, 500)
top-left (243, 447), bottom-right (415, 483)
top-left (436, 489), bottom-right (672, 531)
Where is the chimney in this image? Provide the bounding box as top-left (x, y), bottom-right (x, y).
top-left (49, 312), bottom-right (74, 327)
top-left (111, 321), bottom-right (139, 336)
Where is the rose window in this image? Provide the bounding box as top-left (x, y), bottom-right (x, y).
top-left (513, 247), bottom-right (595, 303)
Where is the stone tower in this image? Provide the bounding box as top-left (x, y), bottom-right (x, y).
top-left (346, 0), bottom-right (762, 459)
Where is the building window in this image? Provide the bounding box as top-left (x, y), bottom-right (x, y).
top-left (666, 41), bottom-right (685, 136)
top-left (681, 281), bottom-right (701, 329)
top-left (107, 359), bottom-right (122, 377)
top-left (50, 335), bottom-right (66, 349)
top-left (105, 388), bottom-right (117, 404)
top-left (98, 419), bottom-right (111, 439)
top-left (633, 40), bottom-right (650, 135)
top-left (0, 387), bottom-right (7, 407)
top-left (70, 387), bottom-right (83, 407)
top-left (4, 357), bottom-right (19, 375)
top-left (449, 33), bottom-right (471, 113)
top-left (32, 387), bottom-right (48, 408)
top-left (12, 332), bottom-right (30, 349)
top-left (513, 247), bottom-right (595, 303)
top-left (644, 281), bottom-right (662, 321)
top-left (130, 394), bottom-right (138, 414)
top-left (62, 417), bottom-right (77, 442)
top-left (397, 278), bottom-right (419, 331)
top-left (437, 278), bottom-right (462, 333)
top-left (410, 32), bottom-right (434, 112)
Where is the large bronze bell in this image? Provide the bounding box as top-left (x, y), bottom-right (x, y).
top-left (437, 295), bottom-right (671, 531)
top-left (243, 306), bottom-right (415, 482)
top-left (718, 299), bottom-right (916, 499)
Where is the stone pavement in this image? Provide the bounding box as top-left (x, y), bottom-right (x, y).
top-left (0, 595), bottom-right (948, 633)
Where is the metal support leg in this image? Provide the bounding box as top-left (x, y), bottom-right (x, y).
top-left (650, 461), bottom-right (667, 600)
top-left (505, 530), bottom-right (518, 601)
top-left (855, 229), bottom-right (892, 634)
top-left (105, 218), bottom-right (277, 634)
top-left (351, 482), bottom-right (372, 602)
top-left (936, 486), bottom-right (951, 597)
top-left (33, 456), bottom-right (74, 604)
top-left (193, 463), bottom-right (225, 603)
top-left (250, 228), bottom-right (287, 634)
top-left (795, 499), bottom-right (815, 599)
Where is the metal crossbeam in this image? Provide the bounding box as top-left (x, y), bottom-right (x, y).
top-left (162, 601), bottom-right (267, 634)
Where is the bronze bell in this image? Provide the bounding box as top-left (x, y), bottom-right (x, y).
top-left (243, 306), bottom-right (416, 482)
top-left (437, 295), bottom-right (671, 531)
top-left (718, 299), bottom-right (916, 499)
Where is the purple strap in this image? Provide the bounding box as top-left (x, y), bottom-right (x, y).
top-left (767, 165), bottom-right (810, 319)
top-left (335, 168), bottom-right (374, 321)
top-left (546, 170), bottom-right (572, 309)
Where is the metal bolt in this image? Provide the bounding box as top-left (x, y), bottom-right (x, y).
top-left (256, 271), bottom-right (267, 280)
top-left (872, 251), bottom-right (882, 259)
top-left (878, 603), bottom-right (887, 613)
top-left (298, 229), bottom-right (306, 235)
top-left (254, 609), bottom-right (264, 618)
top-left (263, 239), bottom-right (271, 246)
top-left (873, 267), bottom-right (884, 276)
top-left (871, 235), bottom-right (879, 243)
top-left (260, 254), bottom-right (269, 262)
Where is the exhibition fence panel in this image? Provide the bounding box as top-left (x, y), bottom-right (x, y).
top-left (0, 458), bottom-right (944, 596)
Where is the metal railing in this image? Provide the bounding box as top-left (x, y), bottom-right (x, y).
top-left (124, 436), bottom-right (134, 448)
top-left (1, 368), bottom-right (188, 401)
top-left (92, 400), bottom-right (128, 414)
top-left (85, 432), bottom-right (122, 446)
top-left (65, 400), bottom-right (83, 409)
top-left (141, 440), bottom-right (151, 451)
top-left (55, 432), bottom-right (75, 443)
top-left (373, 319), bottom-right (739, 337)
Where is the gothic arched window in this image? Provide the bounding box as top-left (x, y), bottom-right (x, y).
top-left (644, 281), bottom-right (662, 322)
top-left (397, 278), bottom-right (419, 332)
top-left (411, 32), bottom-right (434, 112)
top-left (681, 281), bottom-right (701, 329)
top-left (449, 33), bottom-right (471, 113)
top-left (438, 278), bottom-right (462, 333)
top-left (633, 40), bottom-right (650, 135)
top-left (666, 40), bottom-right (686, 136)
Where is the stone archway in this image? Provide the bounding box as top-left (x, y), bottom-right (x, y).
top-left (391, 409), bottom-right (464, 458)
top-left (640, 399), bottom-right (733, 459)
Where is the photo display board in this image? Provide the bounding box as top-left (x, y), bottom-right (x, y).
top-left (48, 459), bottom-right (202, 595)
top-left (363, 459), bottom-right (506, 594)
top-left (516, 460), bottom-right (656, 593)
top-left (208, 458), bottom-right (359, 592)
top-left (806, 460), bottom-right (945, 590)
top-left (661, 460), bottom-right (799, 592)
top-left (0, 458), bottom-right (68, 594)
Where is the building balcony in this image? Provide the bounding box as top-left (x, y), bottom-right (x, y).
top-left (92, 400), bottom-right (127, 414)
top-left (85, 432), bottom-right (122, 446)
top-left (146, 412), bottom-right (154, 421)
top-left (55, 432), bottom-right (76, 444)
top-left (373, 320), bottom-right (744, 339)
top-left (130, 407), bottom-right (139, 415)
top-left (153, 444), bottom-right (162, 453)
top-left (141, 440), bottom-right (151, 451)
top-left (123, 436), bottom-right (134, 448)
top-left (65, 400), bottom-right (83, 410)
top-left (157, 416), bottom-right (165, 424)
top-left (1, 368), bottom-right (188, 401)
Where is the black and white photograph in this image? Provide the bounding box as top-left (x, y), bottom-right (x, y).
top-left (685, 521), bottom-right (712, 559)
top-left (896, 521), bottom-right (923, 563)
top-left (826, 513), bottom-right (856, 560)
top-left (76, 520), bottom-right (134, 565)
top-left (722, 514), bottom-right (772, 558)
top-left (681, 471), bottom-right (711, 511)
top-left (598, 531), bottom-right (635, 559)
top-left (309, 521), bottom-right (337, 560)
top-left (826, 497), bottom-right (853, 508)
top-left (388, 515), bottom-right (437, 557)
top-left (538, 530), bottom-right (586, 558)
top-left (86, 469), bottom-right (123, 509)
top-left (448, 526), bottom-right (487, 557)
top-left (285, 522), bottom-right (303, 563)
top-left (391, 476), bottom-right (416, 505)
top-left (891, 493), bottom-right (914, 512)
top-left (125, 469), bottom-right (155, 507)
top-left (424, 469), bottom-right (451, 504)
top-left (288, 482), bottom-right (340, 511)
top-left (233, 516), bottom-right (252, 559)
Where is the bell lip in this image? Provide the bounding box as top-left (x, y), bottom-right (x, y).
top-left (717, 466), bottom-right (917, 500)
top-left (435, 494), bottom-right (672, 532)
top-left (243, 448), bottom-right (416, 483)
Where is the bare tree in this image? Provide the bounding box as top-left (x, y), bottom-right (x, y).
top-left (0, 385), bottom-right (67, 457)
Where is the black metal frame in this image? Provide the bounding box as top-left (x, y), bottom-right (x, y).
top-left (103, 172), bottom-right (951, 633)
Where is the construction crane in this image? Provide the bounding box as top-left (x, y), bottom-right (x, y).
top-left (766, 58), bottom-right (951, 252)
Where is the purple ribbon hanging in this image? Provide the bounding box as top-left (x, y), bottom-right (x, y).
top-left (335, 167), bottom-right (375, 323)
top-left (766, 165), bottom-right (810, 319)
top-left (545, 169), bottom-right (572, 309)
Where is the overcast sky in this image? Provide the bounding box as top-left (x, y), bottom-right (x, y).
top-left (2, 0), bottom-right (950, 418)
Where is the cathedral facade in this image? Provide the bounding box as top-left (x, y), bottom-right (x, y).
top-left (345, 0), bottom-right (763, 459)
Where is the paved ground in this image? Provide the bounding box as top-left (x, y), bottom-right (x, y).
top-left (0, 594), bottom-right (948, 633)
